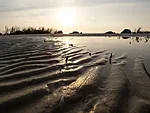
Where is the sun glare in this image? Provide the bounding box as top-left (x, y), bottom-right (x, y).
top-left (57, 8), bottom-right (76, 27)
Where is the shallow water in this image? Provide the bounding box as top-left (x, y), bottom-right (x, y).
top-left (0, 35), bottom-right (149, 113)
top-left (59, 36), bottom-right (150, 65)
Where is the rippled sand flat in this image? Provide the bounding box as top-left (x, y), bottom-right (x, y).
top-left (0, 35), bottom-right (149, 113)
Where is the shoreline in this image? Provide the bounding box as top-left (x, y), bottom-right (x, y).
top-left (1, 33), bottom-right (150, 37)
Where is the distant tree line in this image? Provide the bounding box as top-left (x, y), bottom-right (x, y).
top-left (137, 31), bottom-right (150, 33)
top-left (133, 27), bottom-right (150, 34)
top-left (1, 26), bottom-right (150, 35)
top-left (106, 27), bottom-right (150, 34)
top-left (4, 26), bottom-right (58, 35)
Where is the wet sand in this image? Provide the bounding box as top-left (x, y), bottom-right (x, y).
top-left (0, 35), bottom-right (150, 113)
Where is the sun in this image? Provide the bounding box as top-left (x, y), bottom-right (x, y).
top-left (57, 8), bottom-right (76, 27)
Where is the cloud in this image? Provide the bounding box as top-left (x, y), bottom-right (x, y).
top-left (0, 0), bottom-right (56, 12)
top-left (0, 0), bottom-right (149, 12)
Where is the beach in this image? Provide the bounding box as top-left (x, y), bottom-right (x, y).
top-left (0, 35), bottom-right (150, 113)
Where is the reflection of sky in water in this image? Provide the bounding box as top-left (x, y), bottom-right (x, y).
top-left (60, 36), bottom-right (150, 71)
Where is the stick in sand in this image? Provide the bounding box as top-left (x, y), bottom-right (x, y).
top-left (65, 56), bottom-right (69, 63)
top-left (109, 53), bottom-right (113, 64)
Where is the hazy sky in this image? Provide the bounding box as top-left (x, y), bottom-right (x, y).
top-left (0, 0), bottom-right (150, 33)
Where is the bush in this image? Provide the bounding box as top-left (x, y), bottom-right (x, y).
top-left (70, 31), bottom-right (79, 34)
top-left (105, 31), bottom-right (115, 34)
top-left (121, 29), bottom-right (132, 34)
top-left (57, 30), bottom-right (63, 34)
top-left (4, 26), bottom-right (57, 35)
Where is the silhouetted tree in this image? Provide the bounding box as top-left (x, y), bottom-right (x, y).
top-left (4, 26), bottom-right (56, 35)
top-left (137, 27), bottom-right (142, 33)
top-left (10, 26), bottom-right (21, 34)
top-left (105, 31), bottom-right (115, 34)
top-left (57, 30), bottom-right (63, 34)
top-left (47, 28), bottom-right (53, 33)
top-left (53, 29), bottom-right (57, 34)
top-left (4, 26), bottom-right (9, 35)
top-left (134, 27), bottom-right (150, 34)
top-left (121, 29), bottom-right (132, 34)
top-left (70, 31), bottom-right (79, 34)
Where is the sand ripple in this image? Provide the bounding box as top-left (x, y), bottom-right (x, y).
top-left (0, 36), bottom-right (149, 113)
